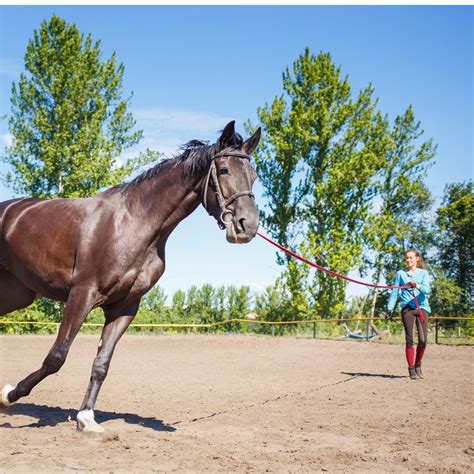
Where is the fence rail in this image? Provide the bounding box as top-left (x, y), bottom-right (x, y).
top-left (0, 316), bottom-right (472, 327)
top-left (0, 316), bottom-right (472, 344)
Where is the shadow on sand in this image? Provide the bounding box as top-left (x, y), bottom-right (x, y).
top-left (0, 402), bottom-right (176, 432)
top-left (341, 371), bottom-right (406, 379)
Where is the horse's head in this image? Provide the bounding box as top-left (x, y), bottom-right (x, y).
top-left (202, 121), bottom-right (261, 243)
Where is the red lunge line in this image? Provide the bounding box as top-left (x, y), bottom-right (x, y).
top-left (256, 231), bottom-right (425, 323)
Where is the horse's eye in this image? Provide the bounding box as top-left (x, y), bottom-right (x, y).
top-left (218, 167), bottom-right (229, 176)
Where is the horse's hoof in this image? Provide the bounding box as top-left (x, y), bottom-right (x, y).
top-left (76, 409), bottom-right (105, 434)
top-left (83, 424), bottom-right (105, 434)
top-left (0, 384), bottom-right (15, 409)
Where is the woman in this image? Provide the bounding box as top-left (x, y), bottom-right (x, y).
top-left (387, 249), bottom-right (431, 380)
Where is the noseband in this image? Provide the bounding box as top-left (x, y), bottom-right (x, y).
top-left (202, 151), bottom-right (255, 230)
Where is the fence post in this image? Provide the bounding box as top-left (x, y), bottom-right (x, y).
top-left (366, 319), bottom-right (370, 341)
top-left (435, 320), bottom-right (439, 344)
top-left (313, 322), bottom-right (316, 339)
top-left (271, 325), bottom-right (275, 337)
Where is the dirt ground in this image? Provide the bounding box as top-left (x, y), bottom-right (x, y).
top-left (0, 334), bottom-right (472, 473)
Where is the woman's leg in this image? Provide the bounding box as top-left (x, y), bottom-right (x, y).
top-left (402, 308), bottom-right (416, 368)
top-left (415, 310), bottom-right (429, 374)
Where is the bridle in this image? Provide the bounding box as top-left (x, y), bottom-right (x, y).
top-left (202, 150), bottom-right (255, 230)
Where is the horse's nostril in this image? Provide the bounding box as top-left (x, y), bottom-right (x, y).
top-left (239, 218), bottom-right (246, 232)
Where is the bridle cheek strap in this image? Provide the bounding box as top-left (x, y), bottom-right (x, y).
top-left (201, 152), bottom-right (255, 230)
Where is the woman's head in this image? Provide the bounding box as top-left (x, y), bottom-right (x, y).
top-left (404, 249), bottom-right (426, 269)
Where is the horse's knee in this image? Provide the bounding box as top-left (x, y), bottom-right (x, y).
top-left (92, 364), bottom-right (108, 383)
top-left (43, 349), bottom-right (67, 374)
top-left (91, 355), bottom-right (110, 382)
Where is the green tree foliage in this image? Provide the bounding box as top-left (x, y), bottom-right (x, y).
top-left (365, 106), bottom-right (436, 318)
top-left (194, 284), bottom-right (218, 325)
top-left (430, 270), bottom-right (465, 317)
top-left (435, 180), bottom-right (473, 312)
top-left (141, 285), bottom-right (168, 314)
top-left (3, 14), bottom-right (144, 198)
top-left (226, 286), bottom-right (251, 319)
top-left (3, 282), bottom-right (471, 341)
top-left (170, 290), bottom-right (187, 322)
top-left (249, 48), bottom-right (389, 318)
top-left (225, 285), bottom-right (252, 331)
top-left (254, 284), bottom-right (293, 334)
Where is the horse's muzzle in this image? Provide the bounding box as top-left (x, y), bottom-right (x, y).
top-left (225, 214), bottom-right (259, 244)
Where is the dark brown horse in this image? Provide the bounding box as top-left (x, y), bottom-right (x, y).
top-left (0, 121), bottom-right (261, 432)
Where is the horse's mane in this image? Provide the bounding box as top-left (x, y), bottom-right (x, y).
top-left (108, 131), bottom-right (244, 195)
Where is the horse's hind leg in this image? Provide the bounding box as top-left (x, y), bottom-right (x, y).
top-left (0, 269), bottom-right (36, 316)
top-left (76, 302), bottom-right (139, 432)
top-left (0, 270), bottom-right (37, 407)
top-left (1, 285), bottom-right (97, 409)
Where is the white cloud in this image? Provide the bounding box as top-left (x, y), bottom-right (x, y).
top-left (134, 107), bottom-right (236, 137)
top-left (116, 107), bottom-right (244, 171)
top-left (137, 135), bottom-right (185, 157)
top-left (0, 59), bottom-right (22, 78)
top-left (115, 136), bottom-right (176, 169)
top-left (1, 133), bottom-right (13, 147)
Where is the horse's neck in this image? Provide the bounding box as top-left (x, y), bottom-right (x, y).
top-left (126, 161), bottom-right (204, 238)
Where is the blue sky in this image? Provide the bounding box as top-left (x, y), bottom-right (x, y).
top-left (0, 6), bottom-right (472, 301)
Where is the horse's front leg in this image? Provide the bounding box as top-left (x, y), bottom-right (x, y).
top-left (76, 301), bottom-right (139, 433)
top-left (1, 285), bottom-right (98, 408)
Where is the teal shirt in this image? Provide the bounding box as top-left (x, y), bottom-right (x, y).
top-left (387, 268), bottom-right (431, 313)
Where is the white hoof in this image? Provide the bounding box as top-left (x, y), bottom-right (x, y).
top-left (0, 384), bottom-right (15, 409)
top-left (76, 409), bottom-right (105, 433)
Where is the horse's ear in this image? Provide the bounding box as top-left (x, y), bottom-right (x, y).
top-left (218, 120), bottom-right (236, 148)
top-left (242, 127), bottom-right (261, 155)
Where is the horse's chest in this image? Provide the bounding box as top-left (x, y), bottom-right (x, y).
top-left (130, 256), bottom-right (165, 296)
top-left (100, 251), bottom-right (164, 303)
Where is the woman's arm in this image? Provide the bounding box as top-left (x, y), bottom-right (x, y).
top-left (387, 271), bottom-right (402, 312)
top-left (417, 270), bottom-right (431, 295)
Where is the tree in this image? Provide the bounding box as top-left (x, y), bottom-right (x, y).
top-left (436, 180), bottom-right (473, 312)
top-left (170, 290), bottom-right (188, 323)
top-left (254, 283), bottom-right (292, 335)
top-left (141, 285), bottom-right (168, 314)
top-left (197, 284), bottom-right (218, 325)
top-left (250, 48), bottom-right (389, 318)
top-left (226, 285), bottom-right (252, 332)
top-left (365, 106), bottom-right (436, 319)
top-left (3, 14), bottom-right (144, 198)
top-left (429, 270), bottom-right (465, 317)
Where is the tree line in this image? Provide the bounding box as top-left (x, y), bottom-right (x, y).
top-left (1, 15), bottom-right (472, 326)
top-left (3, 283), bottom-right (292, 334)
top-left (4, 280), bottom-right (471, 337)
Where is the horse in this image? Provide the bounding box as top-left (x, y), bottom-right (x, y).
top-left (0, 120), bottom-right (261, 433)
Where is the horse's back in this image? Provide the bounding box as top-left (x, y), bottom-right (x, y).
top-left (1, 196), bottom-right (89, 235)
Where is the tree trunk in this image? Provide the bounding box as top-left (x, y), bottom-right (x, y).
top-left (369, 264), bottom-right (383, 323)
top-left (58, 173), bottom-right (64, 196)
